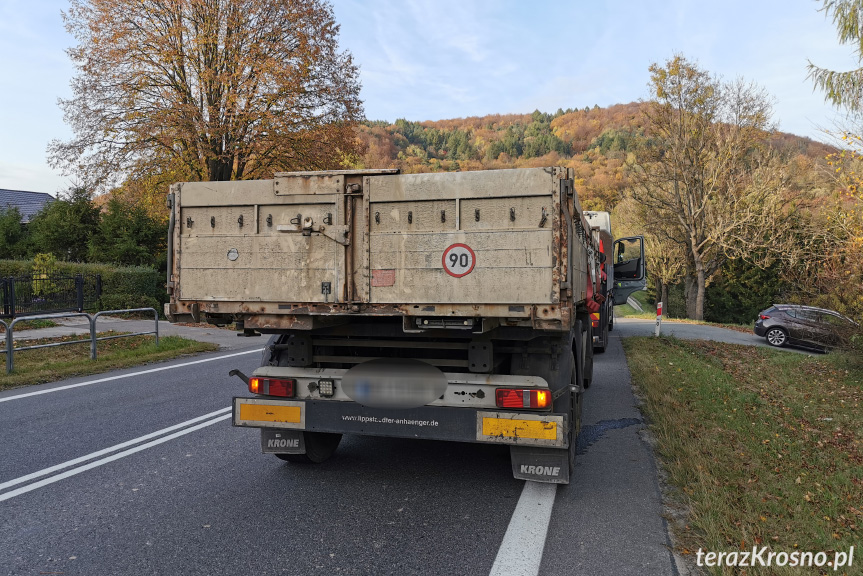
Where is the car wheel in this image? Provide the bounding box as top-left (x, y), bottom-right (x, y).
top-left (765, 327), bottom-right (788, 347)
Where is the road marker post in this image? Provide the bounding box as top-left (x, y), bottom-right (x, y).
top-left (655, 301), bottom-right (663, 337)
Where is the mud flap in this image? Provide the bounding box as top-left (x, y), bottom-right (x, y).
top-left (510, 446), bottom-right (571, 484)
top-left (261, 429), bottom-right (306, 454)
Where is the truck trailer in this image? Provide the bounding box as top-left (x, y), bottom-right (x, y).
top-left (584, 211), bottom-right (646, 353)
top-left (166, 167), bottom-right (644, 484)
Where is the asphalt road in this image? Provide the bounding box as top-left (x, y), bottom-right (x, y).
top-left (0, 319), bottom-right (704, 576)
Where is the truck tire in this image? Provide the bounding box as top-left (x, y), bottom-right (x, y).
top-left (567, 346), bottom-right (583, 474)
top-left (568, 388), bottom-right (583, 474)
top-left (608, 306), bottom-right (614, 331)
top-left (275, 432), bottom-right (342, 463)
top-left (577, 313), bottom-right (594, 389)
top-left (593, 318), bottom-right (608, 354)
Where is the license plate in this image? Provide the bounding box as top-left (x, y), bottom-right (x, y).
top-left (476, 411), bottom-right (564, 446)
top-left (233, 398), bottom-right (305, 429)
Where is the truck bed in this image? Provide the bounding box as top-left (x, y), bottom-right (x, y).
top-left (167, 167), bottom-right (592, 332)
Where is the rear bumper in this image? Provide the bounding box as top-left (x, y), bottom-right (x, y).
top-left (233, 397), bottom-right (568, 448)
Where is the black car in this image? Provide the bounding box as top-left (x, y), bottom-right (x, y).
top-left (754, 304), bottom-right (858, 351)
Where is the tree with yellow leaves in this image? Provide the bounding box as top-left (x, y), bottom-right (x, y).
top-left (48, 0), bottom-right (363, 191)
top-left (808, 0), bottom-right (863, 321)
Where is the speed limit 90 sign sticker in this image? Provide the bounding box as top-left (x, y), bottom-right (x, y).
top-left (442, 243), bottom-right (476, 278)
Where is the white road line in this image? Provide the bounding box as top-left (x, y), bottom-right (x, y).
top-left (0, 413), bottom-right (232, 502)
top-left (0, 348), bottom-right (261, 404)
top-left (489, 481), bottom-right (558, 576)
top-left (0, 407), bottom-right (231, 492)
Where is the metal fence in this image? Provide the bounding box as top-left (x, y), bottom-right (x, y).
top-left (1, 308), bottom-right (159, 374)
top-left (0, 273), bottom-right (102, 318)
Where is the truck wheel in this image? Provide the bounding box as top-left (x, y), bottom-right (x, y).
top-left (567, 347), bottom-right (583, 475)
top-left (593, 321), bottom-right (608, 354)
top-left (581, 317), bottom-right (594, 389)
top-left (608, 307), bottom-right (614, 331)
top-left (275, 432), bottom-right (342, 463)
top-left (571, 320), bottom-right (584, 390)
top-left (568, 389), bottom-right (583, 474)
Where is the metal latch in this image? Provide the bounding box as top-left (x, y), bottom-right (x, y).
top-left (276, 219), bottom-right (351, 245)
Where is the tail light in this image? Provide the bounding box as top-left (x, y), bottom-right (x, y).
top-left (249, 377), bottom-right (295, 398)
top-left (759, 314), bottom-right (770, 320)
top-left (495, 388), bottom-right (550, 409)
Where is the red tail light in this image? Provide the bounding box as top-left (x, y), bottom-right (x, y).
top-left (759, 314), bottom-right (770, 320)
top-left (249, 377), bottom-right (295, 398)
top-left (495, 388), bottom-right (550, 409)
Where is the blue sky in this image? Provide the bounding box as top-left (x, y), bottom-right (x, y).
top-left (0, 0), bottom-right (859, 194)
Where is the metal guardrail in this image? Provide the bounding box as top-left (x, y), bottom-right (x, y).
top-left (1, 308), bottom-right (159, 374)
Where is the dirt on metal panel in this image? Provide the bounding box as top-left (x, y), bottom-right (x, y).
top-left (172, 167), bottom-right (578, 317)
top-left (367, 167), bottom-right (556, 202)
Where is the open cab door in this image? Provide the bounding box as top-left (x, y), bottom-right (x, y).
top-left (612, 236), bottom-right (646, 306)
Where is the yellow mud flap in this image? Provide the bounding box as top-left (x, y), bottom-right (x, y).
top-left (476, 411), bottom-right (565, 447)
top-left (233, 397), bottom-right (305, 429)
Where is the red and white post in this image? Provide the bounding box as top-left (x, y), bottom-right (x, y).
top-left (654, 301), bottom-right (663, 337)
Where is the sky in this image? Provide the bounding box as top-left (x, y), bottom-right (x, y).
top-left (0, 0), bottom-right (860, 195)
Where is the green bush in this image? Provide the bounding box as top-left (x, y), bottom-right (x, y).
top-left (705, 258), bottom-right (786, 325)
top-left (99, 294), bottom-right (161, 313)
top-left (666, 283), bottom-right (687, 319)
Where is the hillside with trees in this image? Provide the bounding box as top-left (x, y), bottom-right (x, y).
top-left (349, 96), bottom-right (859, 325)
top-left (351, 102), bottom-right (835, 211)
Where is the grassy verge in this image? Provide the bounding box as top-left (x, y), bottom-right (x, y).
top-left (614, 290), bottom-right (656, 319)
top-left (0, 333), bottom-right (218, 390)
top-left (0, 318), bottom-right (60, 332)
top-left (624, 337), bottom-right (863, 574)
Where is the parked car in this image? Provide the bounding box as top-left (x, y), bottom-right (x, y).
top-left (754, 304), bottom-right (858, 351)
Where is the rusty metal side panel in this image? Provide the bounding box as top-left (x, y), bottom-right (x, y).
top-left (178, 180), bottom-right (276, 207)
top-left (367, 167), bottom-right (555, 202)
top-left (180, 206), bottom-right (256, 236)
top-left (372, 200), bottom-right (457, 232)
top-left (178, 234), bottom-right (340, 302)
top-left (459, 196), bottom-right (552, 231)
top-left (369, 231), bottom-right (554, 304)
top-left (273, 174), bottom-right (344, 196)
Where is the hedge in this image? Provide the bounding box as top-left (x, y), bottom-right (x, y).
top-left (0, 259), bottom-right (165, 314)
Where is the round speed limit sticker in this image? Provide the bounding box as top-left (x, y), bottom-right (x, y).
top-left (442, 243), bottom-right (476, 278)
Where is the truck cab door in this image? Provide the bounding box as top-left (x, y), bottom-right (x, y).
top-left (611, 236), bottom-right (646, 306)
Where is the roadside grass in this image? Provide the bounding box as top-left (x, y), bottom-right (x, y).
top-left (0, 333), bottom-right (218, 390)
top-left (0, 318), bottom-right (60, 332)
top-left (614, 301), bottom-right (754, 333)
top-left (624, 337), bottom-right (863, 575)
top-left (615, 290), bottom-right (655, 319)
top-left (630, 290), bottom-right (653, 311)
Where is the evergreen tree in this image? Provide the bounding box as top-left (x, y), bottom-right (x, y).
top-left (0, 206), bottom-right (29, 259)
top-left (89, 197), bottom-right (166, 268)
top-left (28, 187), bottom-right (100, 262)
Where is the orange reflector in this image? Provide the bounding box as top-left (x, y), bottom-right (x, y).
top-left (495, 388), bottom-right (551, 409)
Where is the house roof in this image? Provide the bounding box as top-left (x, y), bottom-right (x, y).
top-left (0, 189), bottom-right (54, 224)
